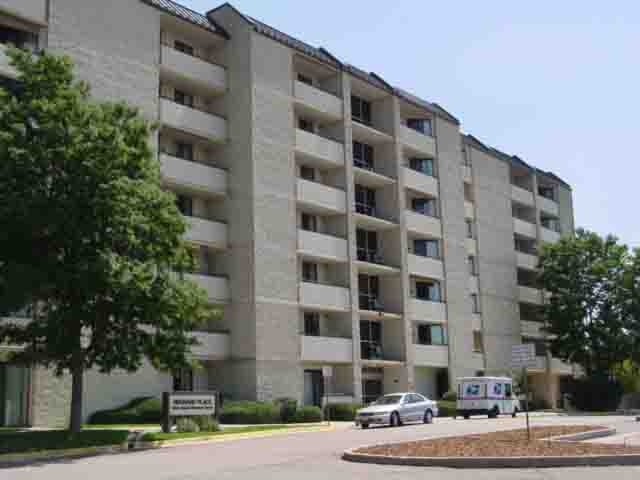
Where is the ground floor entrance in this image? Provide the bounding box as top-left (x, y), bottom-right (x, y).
top-left (0, 364), bottom-right (30, 427)
top-left (304, 370), bottom-right (324, 407)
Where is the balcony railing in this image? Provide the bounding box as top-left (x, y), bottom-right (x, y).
top-left (159, 97), bottom-right (226, 142)
top-left (294, 80), bottom-right (342, 120)
top-left (300, 335), bottom-right (352, 363)
top-left (294, 129), bottom-right (344, 167)
top-left (160, 43), bottom-right (226, 92)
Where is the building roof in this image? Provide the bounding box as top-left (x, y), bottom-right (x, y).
top-left (209, 3), bottom-right (459, 125)
top-left (142, 0), bottom-right (229, 38)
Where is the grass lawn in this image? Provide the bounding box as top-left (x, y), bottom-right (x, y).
top-left (83, 424), bottom-right (159, 430)
top-left (0, 430), bottom-right (130, 455)
top-left (142, 424), bottom-right (295, 442)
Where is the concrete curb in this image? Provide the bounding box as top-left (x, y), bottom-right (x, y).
top-left (0, 443), bottom-right (128, 469)
top-left (342, 427), bottom-right (640, 469)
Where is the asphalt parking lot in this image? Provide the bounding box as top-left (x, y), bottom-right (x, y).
top-left (4, 414), bottom-right (640, 479)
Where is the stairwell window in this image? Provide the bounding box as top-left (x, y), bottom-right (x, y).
top-left (409, 157), bottom-right (435, 177)
top-left (473, 331), bottom-right (484, 353)
top-left (304, 312), bottom-right (320, 336)
top-left (413, 239), bottom-right (440, 259)
top-left (412, 197), bottom-right (438, 217)
top-left (357, 229), bottom-right (379, 263)
top-left (471, 293), bottom-right (481, 314)
top-left (466, 219), bottom-right (475, 239)
top-left (358, 274), bottom-right (380, 311)
top-left (407, 118), bottom-right (433, 137)
top-left (301, 213), bottom-right (317, 232)
top-left (302, 262), bottom-right (318, 283)
top-left (355, 185), bottom-right (376, 216)
top-left (415, 280), bottom-right (441, 302)
top-left (351, 95), bottom-right (372, 125)
top-left (468, 255), bottom-right (478, 276)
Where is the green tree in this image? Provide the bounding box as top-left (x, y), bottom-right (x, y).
top-left (538, 229), bottom-right (633, 377)
top-left (0, 49), bottom-right (212, 432)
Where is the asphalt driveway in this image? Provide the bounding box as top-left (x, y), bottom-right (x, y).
top-left (3, 414), bottom-right (640, 480)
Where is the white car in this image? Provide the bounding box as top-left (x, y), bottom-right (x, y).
top-left (354, 392), bottom-right (439, 429)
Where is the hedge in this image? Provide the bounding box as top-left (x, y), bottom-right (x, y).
top-left (88, 397), bottom-right (162, 425)
top-left (219, 401), bottom-right (281, 424)
top-left (323, 403), bottom-right (362, 421)
top-left (292, 405), bottom-right (322, 423)
top-left (437, 401), bottom-right (456, 417)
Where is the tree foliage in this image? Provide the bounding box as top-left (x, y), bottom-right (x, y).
top-left (539, 229), bottom-right (636, 377)
top-left (0, 48), bottom-right (212, 431)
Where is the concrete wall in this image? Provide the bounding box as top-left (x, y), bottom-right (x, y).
top-left (414, 367), bottom-right (438, 398)
top-left (557, 184), bottom-right (574, 235)
top-left (30, 367), bottom-right (71, 427)
top-left (470, 144), bottom-right (520, 374)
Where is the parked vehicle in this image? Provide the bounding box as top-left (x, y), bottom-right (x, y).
top-left (354, 392), bottom-right (438, 429)
top-left (456, 376), bottom-right (520, 419)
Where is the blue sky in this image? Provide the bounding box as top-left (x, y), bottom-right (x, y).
top-left (185, 0), bottom-right (640, 247)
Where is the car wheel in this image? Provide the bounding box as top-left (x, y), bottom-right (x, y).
top-left (390, 411), bottom-right (401, 427)
top-left (489, 406), bottom-right (500, 419)
top-left (423, 409), bottom-right (433, 424)
top-left (512, 407), bottom-right (518, 418)
top-left (361, 424), bottom-right (369, 429)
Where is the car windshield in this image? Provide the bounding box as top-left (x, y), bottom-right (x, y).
top-left (372, 395), bottom-right (403, 405)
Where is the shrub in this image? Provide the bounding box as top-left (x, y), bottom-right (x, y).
top-left (175, 418), bottom-right (200, 433)
top-left (219, 401), bottom-right (281, 424)
top-left (525, 398), bottom-right (551, 412)
top-left (88, 397), bottom-right (162, 424)
top-left (323, 403), bottom-right (361, 421)
top-left (437, 401), bottom-right (456, 417)
top-left (192, 415), bottom-right (220, 432)
top-left (292, 405), bottom-right (322, 423)
top-left (441, 390), bottom-right (457, 402)
top-left (567, 376), bottom-right (625, 411)
top-left (276, 398), bottom-right (298, 423)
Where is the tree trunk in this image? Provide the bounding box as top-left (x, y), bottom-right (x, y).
top-left (69, 364), bottom-right (83, 433)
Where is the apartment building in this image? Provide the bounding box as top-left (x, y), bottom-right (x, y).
top-left (0, 0), bottom-right (574, 427)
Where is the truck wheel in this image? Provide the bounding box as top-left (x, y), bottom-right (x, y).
top-left (512, 407), bottom-right (518, 418)
top-left (489, 406), bottom-right (500, 419)
top-left (361, 424), bottom-right (369, 429)
top-left (463, 413), bottom-right (470, 420)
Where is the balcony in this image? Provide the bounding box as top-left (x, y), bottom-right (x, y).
top-left (352, 120), bottom-right (393, 145)
top-left (409, 298), bottom-right (447, 323)
top-left (356, 255), bottom-right (400, 276)
top-left (413, 344), bottom-right (449, 368)
top-left (190, 331), bottom-right (230, 360)
top-left (160, 98), bottom-right (226, 142)
top-left (352, 165), bottom-right (395, 188)
top-left (516, 251), bottom-right (538, 270)
top-left (464, 201), bottom-right (475, 219)
top-left (299, 282), bottom-right (350, 312)
top-left (295, 129), bottom-right (344, 168)
top-left (462, 165), bottom-right (473, 184)
top-left (408, 254), bottom-right (444, 280)
top-left (297, 178), bottom-right (346, 215)
top-left (160, 45), bottom-right (226, 93)
top-left (519, 285), bottom-right (542, 305)
top-left (540, 226), bottom-right (561, 244)
top-left (403, 167), bottom-right (439, 197)
top-left (1, 0), bottom-right (47, 25)
top-left (297, 230), bottom-right (348, 263)
top-left (405, 210), bottom-right (442, 238)
top-left (521, 320), bottom-right (544, 338)
top-left (184, 217), bottom-right (228, 250)
top-left (511, 185), bottom-right (535, 206)
top-left (354, 207), bottom-right (397, 231)
top-left (185, 274), bottom-right (230, 304)
top-left (300, 335), bottom-right (353, 364)
top-left (513, 218), bottom-right (537, 239)
top-left (400, 125), bottom-right (436, 157)
top-left (160, 153), bottom-right (226, 196)
top-left (538, 195), bottom-right (559, 216)
top-left (293, 81), bottom-right (342, 121)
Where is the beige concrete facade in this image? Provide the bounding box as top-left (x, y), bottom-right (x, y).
top-left (0, 0), bottom-right (574, 424)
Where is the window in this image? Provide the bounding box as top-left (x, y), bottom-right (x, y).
top-left (473, 331), bottom-right (484, 353)
top-left (176, 142), bottom-right (194, 161)
top-left (351, 95), bottom-right (372, 125)
top-left (471, 293), bottom-right (481, 314)
top-left (300, 166), bottom-right (315, 181)
top-left (353, 141), bottom-right (374, 170)
top-left (298, 118), bottom-right (314, 132)
top-left (360, 320), bottom-right (382, 360)
top-left (409, 158), bottom-right (435, 177)
top-left (538, 185), bottom-right (555, 201)
top-left (468, 256), bottom-right (478, 276)
top-left (301, 213), bottom-right (317, 232)
top-left (0, 26), bottom-right (37, 50)
top-left (174, 89), bottom-right (194, 108)
top-left (505, 383), bottom-right (512, 397)
top-left (466, 219), bottom-right (475, 239)
top-left (358, 274), bottom-right (380, 310)
top-left (176, 195), bottom-right (193, 216)
top-left (415, 280), bottom-right (441, 302)
top-left (412, 197), bottom-right (437, 217)
top-left (173, 367), bottom-right (193, 392)
top-left (355, 185), bottom-right (376, 216)
top-left (302, 262), bottom-right (318, 283)
top-left (357, 229), bottom-right (378, 263)
top-left (519, 302), bottom-right (544, 323)
top-left (464, 183), bottom-right (474, 203)
top-left (407, 118), bottom-right (433, 136)
top-left (304, 312), bottom-right (320, 336)
top-left (297, 73), bottom-right (313, 86)
top-left (524, 338), bottom-right (548, 357)
top-left (174, 40), bottom-right (194, 56)
top-left (414, 239), bottom-right (440, 259)
top-left (417, 324), bottom-right (448, 346)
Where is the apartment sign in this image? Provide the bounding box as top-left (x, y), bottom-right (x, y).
top-left (168, 393), bottom-right (216, 416)
top-left (511, 344), bottom-right (537, 369)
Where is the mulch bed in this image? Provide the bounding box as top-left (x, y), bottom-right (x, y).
top-left (357, 426), bottom-right (640, 458)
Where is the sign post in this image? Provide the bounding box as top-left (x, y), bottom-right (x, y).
top-left (511, 344), bottom-right (537, 441)
top-left (322, 366), bottom-right (333, 425)
top-left (161, 391), bottom-right (217, 433)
